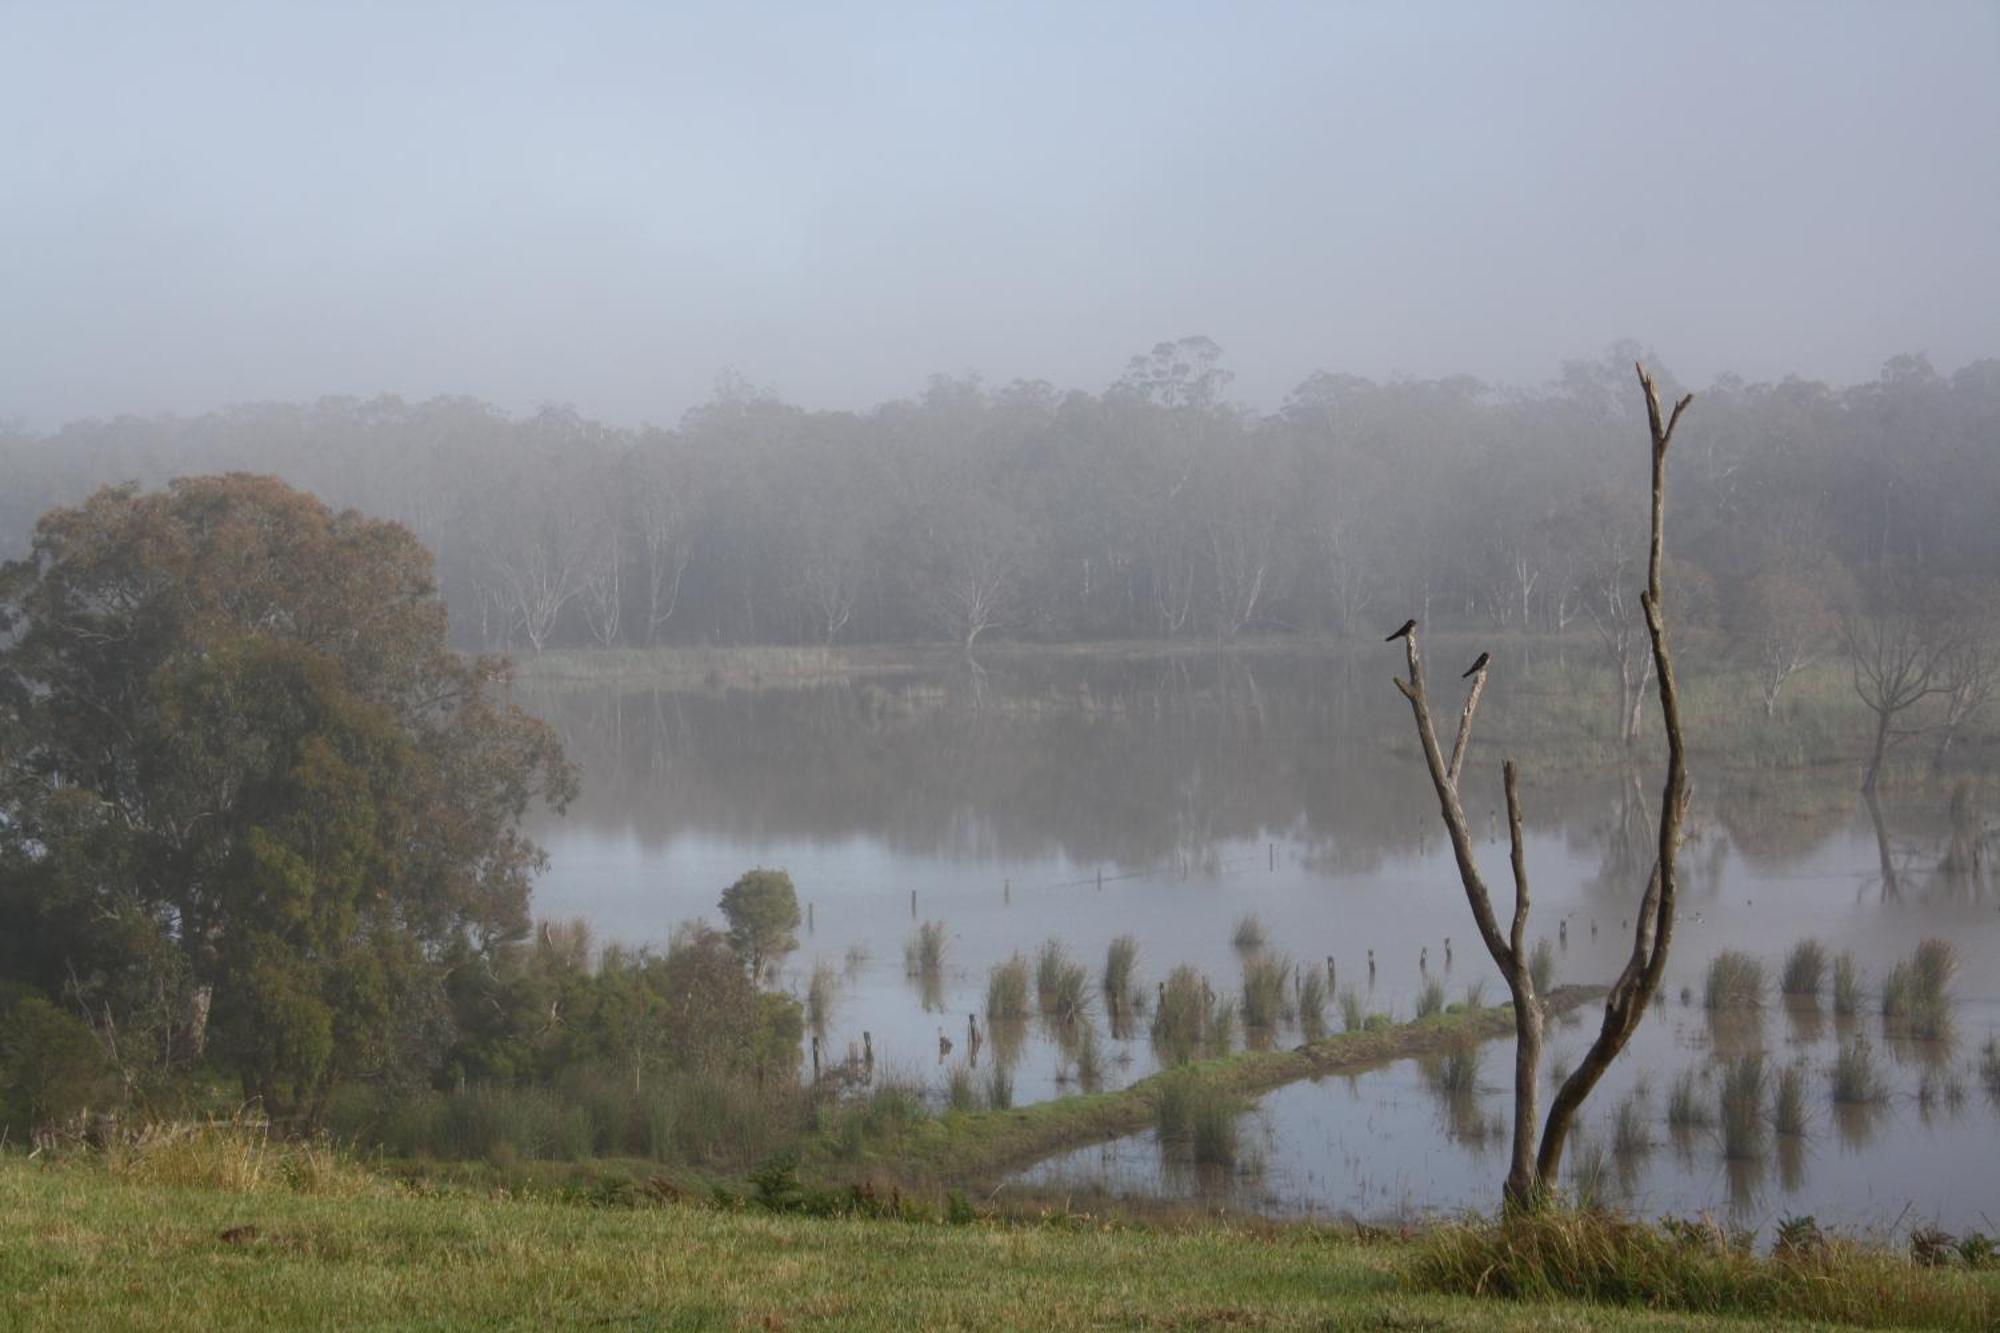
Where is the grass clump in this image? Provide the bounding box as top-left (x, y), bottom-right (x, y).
top-left (1611, 1096), bottom-right (1652, 1158)
top-left (985, 953), bottom-right (1030, 1021)
top-left (905, 920), bottom-right (948, 978)
top-left (1239, 952), bottom-right (1294, 1031)
top-left (1667, 1070), bottom-right (1713, 1130)
top-left (1415, 976), bottom-right (1447, 1020)
top-left (1035, 939), bottom-right (1090, 1024)
top-left (984, 1064), bottom-right (1013, 1111)
top-left (1718, 1053), bottom-right (1766, 1161)
top-left (1152, 1073), bottom-right (1240, 1169)
top-left (1833, 952), bottom-right (1862, 1017)
top-left (1230, 912), bottom-right (1266, 953)
top-left (1338, 986), bottom-right (1366, 1034)
top-left (1150, 965), bottom-right (1224, 1065)
top-left (1102, 935), bottom-right (1139, 1009)
top-left (1704, 951), bottom-right (1763, 1011)
top-left (1773, 1062), bottom-right (1809, 1138)
top-left (107, 1116), bottom-right (376, 1197)
top-left (806, 958), bottom-right (839, 1036)
top-left (1982, 1038), bottom-right (2000, 1098)
top-left (1297, 965), bottom-right (1327, 1039)
top-left (1462, 978), bottom-right (1488, 1009)
top-left (945, 1066), bottom-right (980, 1114)
top-left (1529, 939), bottom-right (1556, 994)
top-left (1831, 1037), bottom-right (1885, 1104)
top-left (1780, 939), bottom-right (1825, 999)
top-left (1411, 1209), bottom-right (2000, 1330)
top-left (1884, 939), bottom-right (1958, 1040)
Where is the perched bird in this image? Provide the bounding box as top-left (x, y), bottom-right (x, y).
top-left (1461, 652), bottom-right (1490, 679)
top-left (1385, 618), bottom-right (1417, 643)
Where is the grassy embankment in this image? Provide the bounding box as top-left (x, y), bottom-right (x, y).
top-left (7, 1150), bottom-right (1998, 1332)
top-left (803, 986), bottom-right (1604, 1188)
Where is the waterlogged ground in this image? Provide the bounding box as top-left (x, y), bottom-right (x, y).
top-left (522, 647), bottom-right (2000, 1236)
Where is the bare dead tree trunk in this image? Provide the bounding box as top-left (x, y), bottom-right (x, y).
top-left (1388, 362), bottom-right (1692, 1209)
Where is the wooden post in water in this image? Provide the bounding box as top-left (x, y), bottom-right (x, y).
top-left (1003, 878), bottom-right (1011, 905)
top-left (910, 888), bottom-right (917, 919)
top-left (1269, 841), bottom-right (1276, 871)
top-left (1095, 867), bottom-right (1102, 891)
top-left (807, 901), bottom-right (815, 934)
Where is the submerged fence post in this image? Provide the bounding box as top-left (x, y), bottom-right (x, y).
top-left (910, 888), bottom-right (917, 918)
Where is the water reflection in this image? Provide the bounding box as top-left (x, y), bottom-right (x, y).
top-left (522, 653), bottom-right (2000, 1237)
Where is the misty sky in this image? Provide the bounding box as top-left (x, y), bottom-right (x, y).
top-left (3, 1), bottom-right (1996, 429)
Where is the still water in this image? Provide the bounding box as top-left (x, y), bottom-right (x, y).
top-left (523, 649), bottom-right (2000, 1237)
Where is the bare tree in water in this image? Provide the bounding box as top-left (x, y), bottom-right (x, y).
top-left (1387, 363), bottom-right (1692, 1209)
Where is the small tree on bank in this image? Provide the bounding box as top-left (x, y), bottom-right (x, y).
top-left (719, 869), bottom-right (801, 980)
top-left (1388, 364), bottom-right (1691, 1208)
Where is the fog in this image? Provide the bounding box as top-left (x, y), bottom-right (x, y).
top-left (4, 2), bottom-right (1996, 428)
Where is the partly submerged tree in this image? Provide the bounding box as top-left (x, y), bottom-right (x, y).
top-left (0, 475), bottom-right (576, 1117)
top-left (1387, 365), bottom-right (1691, 1208)
top-left (718, 868), bottom-right (801, 980)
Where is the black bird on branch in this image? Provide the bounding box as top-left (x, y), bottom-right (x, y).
top-left (1462, 652), bottom-right (1490, 679)
top-left (1385, 619), bottom-right (1417, 643)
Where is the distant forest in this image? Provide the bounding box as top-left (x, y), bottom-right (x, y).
top-left (5, 339), bottom-right (1996, 654)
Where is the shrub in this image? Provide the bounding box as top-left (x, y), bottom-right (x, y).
top-left (1780, 940), bottom-right (1825, 998)
top-left (0, 994), bottom-right (119, 1140)
top-left (1704, 952), bottom-right (1763, 1011)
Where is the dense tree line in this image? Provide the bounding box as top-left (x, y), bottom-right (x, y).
top-left (4, 342), bottom-right (1996, 659)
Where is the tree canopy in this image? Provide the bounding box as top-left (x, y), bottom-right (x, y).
top-left (0, 475), bottom-right (576, 1116)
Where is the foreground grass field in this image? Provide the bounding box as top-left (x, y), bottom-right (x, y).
top-left (4, 1157), bottom-right (1992, 1332)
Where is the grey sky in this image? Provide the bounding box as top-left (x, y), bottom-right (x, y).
top-left (3, 1), bottom-right (1995, 428)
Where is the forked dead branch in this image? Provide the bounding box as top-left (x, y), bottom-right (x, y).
top-left (1389, 361), bottom-right (1692, 1208)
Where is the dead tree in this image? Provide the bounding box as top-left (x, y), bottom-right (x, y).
top-left (1389, 362), bottom-right (1691, 1208)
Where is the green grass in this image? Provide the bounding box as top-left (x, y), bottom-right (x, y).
top-left (11, 1155), bottom-right (1957, 1332)
top-left (1413, 1209), bottom-right (2000, 1331)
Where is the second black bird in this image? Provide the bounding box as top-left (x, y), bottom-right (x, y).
top-left (1385, 618), bottom-right (1417, 642)
top-left (1461, 651), bottom-right (1490, 679)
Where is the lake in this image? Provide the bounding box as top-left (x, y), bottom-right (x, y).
top-left (521, 647), bottom-right (2000, 1238)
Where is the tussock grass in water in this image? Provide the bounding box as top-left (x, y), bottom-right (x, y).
top-left (1773, 1061), bottom-right (1809, 1138)
top-left (905, 920), bottom-right (948, 977)
top-left (1612, 1096), bottom-right (1652, 1158)
top-left (1705, 951), bottom-right (1764, 1011)
top-left (1411, 1210), bottom-right (2000, 1331)
top-left (1230, 912), bottom-right (1266, 953)
top-left (1882, 939), bottom-right (1958, 1040)
top-left (1780, 939), bottom-right (1825, 999)
top-left (1240, 952), bottom-right (1294, 1031)
top-left (1102, 935), bottom-right (1139, 1009)
top-left (1719, 1053), bottom-right (1767, 1161)
top-left (986, 953), bottom-right (1031, 1020)
top-left (1297, 966), bottom-right (1327, 1039)
top-left (1338, 986), bottom-right (1366, 1034)
top-left (1567, 1138), bottom-right (1611, 1210)
top-left (1150, 964), bottom-right (1212, 1065)
top-left (1982, 1039), bottom-right (2000, 1098)
top-left (1831, 1037), bottom-right (1885, 1104)
top-left (945, 1065), bottom-right (979, 1113)
top-left (1530, 939), bottom-right (1556, 994)
top-left (807, 958), bottom-right (839, 1035)
top-left (1416, 976), bottom-right (1447, 1020)
top-left (1667, 1070), bottom-right (1713, 1129)
top-left (1153, 1072), bottom-right (1240, 1169)
top-left (1463, 978), bottom-right (1488, 1009)
top-left (1834, 952), bottom-right (1863, 1017)
top-left (1207, 998), bottom-right (1238, 1057)
top-left (984, 1064), bottom-right (1013, 1111)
